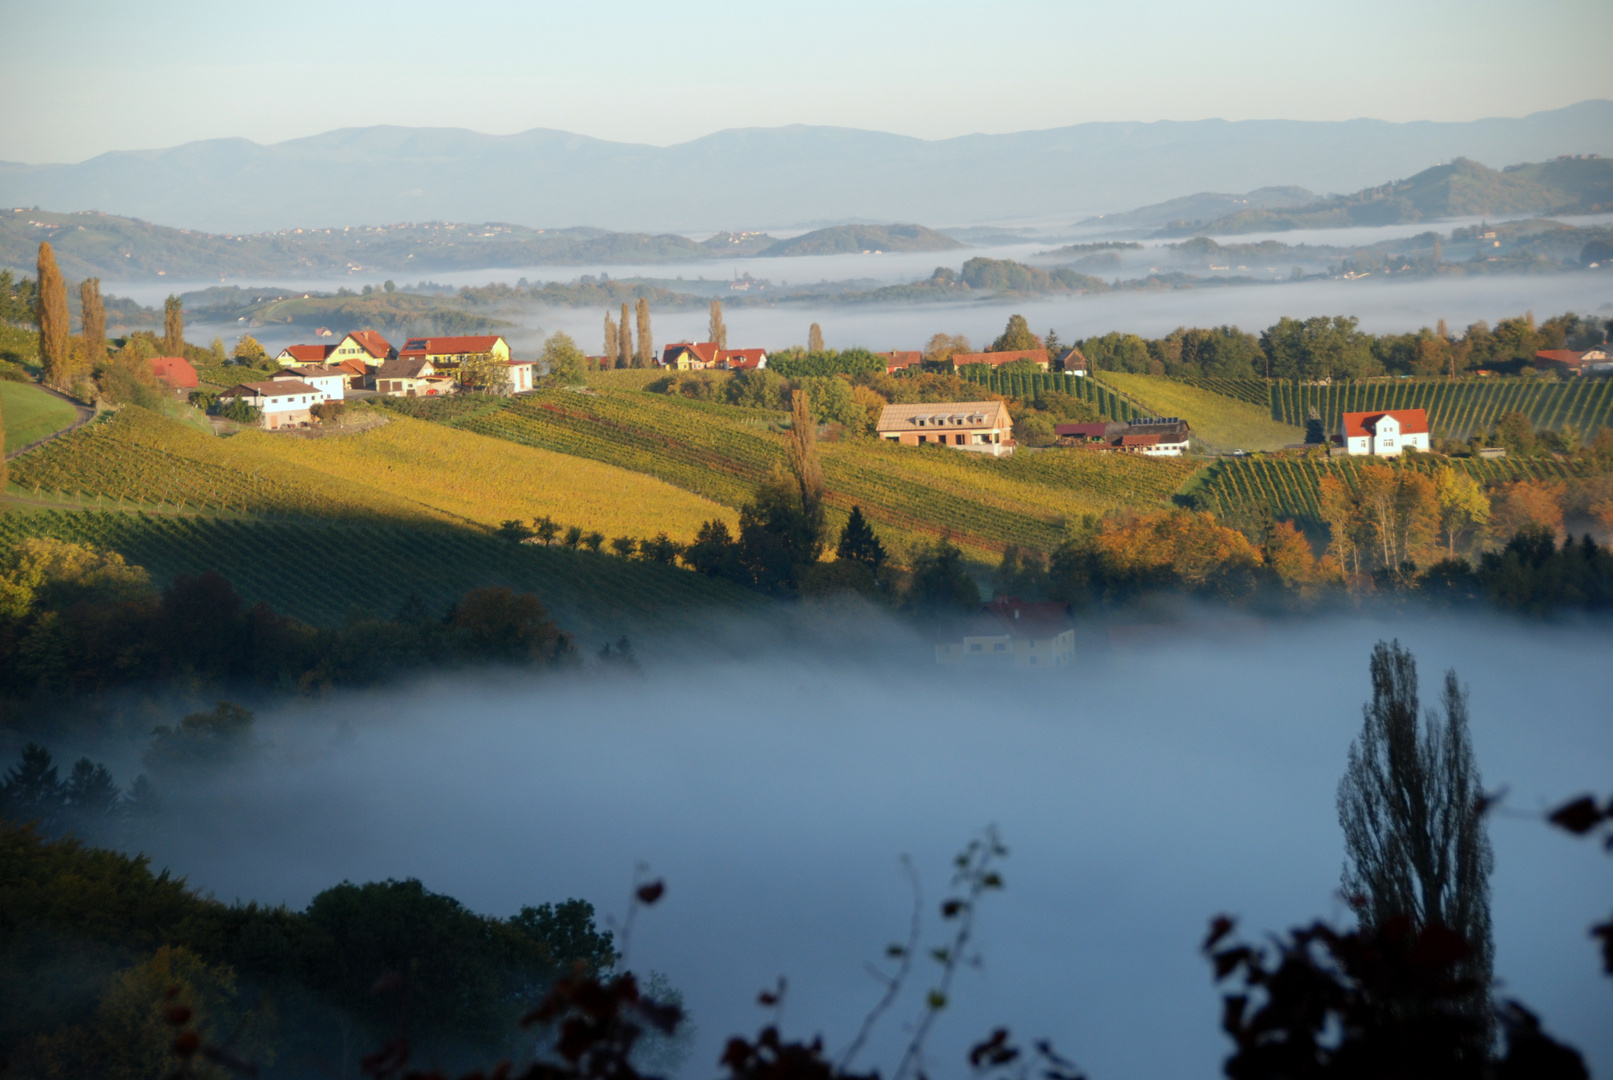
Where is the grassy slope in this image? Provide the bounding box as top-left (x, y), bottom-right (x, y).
top-left (10, 406), bottom-right (735, 542)
top-left (0, 383), bottom-right (79, 452)
top-left (0, 508), bottom-right (760, 639)
top-left (445, 388), bottom-right (1198, 561)
top-left (1095, 372), bottom-right (1303, 451)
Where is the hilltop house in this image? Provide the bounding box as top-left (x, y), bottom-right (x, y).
top-left (275, 343), bottom-right (338, 367)
top-left (149, 356), bottom-right (198, 389)
top-left (335, 330), bottom-right (397, 369)
top-left (1336, 409), bottom-right (1429, 456)
top-left (217, 380), bottom-right (321, 430)
top-left (876, 400), bottom-right (1014, 456)
top-left (400, 335), bottom-right (511, 371)
top-left (718, 349), bottom-right (767, 371)
top-left (935, 599), bottom-right (1075, 669)
top-left (951, 349), bottom-right (1050, 371)
top-left (374, 356), bottom-right (454, 397)
top-left (1534, 348), bottom-right (1612, 376)
top-left (658, 342), bottom-right (768, 370)
top-left (272, 365), bottom-right (347, 402)
top-left (1055, 347), bottom-right (1089, 376)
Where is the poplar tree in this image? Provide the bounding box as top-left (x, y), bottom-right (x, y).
top-left (79, 277), bottom-right (106, 366)
top-left (708, 299), bottom-right (727, 350)
top-left (0, 393), bottom-right (8, 493)
top-left (808, 323), bottom-right (824, 353)
top-left (787, 389), bottom-right (823, 512)
top-left (35, 243), bottom-right (71, 389)
top-left (604, 312), bottom-right (618, 365)
top-left (618, 302), bottom-right (633, 368)
top-left (163, 295), bottom-right (184, 355)
top-left (1338, 640), bottom-right (1493, 1036)
top-left (635, 297), bottom-right (653, 367)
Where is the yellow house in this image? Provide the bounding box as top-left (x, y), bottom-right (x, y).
top-left (398, 335), bottom-right (512, 370)
top-left (331, 330), bottom-right (396, 370)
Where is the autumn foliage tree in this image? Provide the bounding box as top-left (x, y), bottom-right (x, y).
top-left (35, 243), bottom-right (71, 389)
top-left (636, 297), bottom-right (653, 367)
top-left (604, 311), bottom-right (619, 365)
top-left (163, 295), bottom-right (184, 356)
top-left (808, 323), bottom-right (824, 353)
top-left (79, 278), bottom-right (106, 367)
top-left (709, 299), bottom-right (728, 350)
top-left (619, 301), bottom-right (634, 368)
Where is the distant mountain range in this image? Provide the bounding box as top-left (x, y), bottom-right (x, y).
top-left (1, 101), bottom-right (1609, 234)
top-left (1151, 157), bottom-right (1613, 237)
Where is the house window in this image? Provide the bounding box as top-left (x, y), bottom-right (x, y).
top-left (918, 435), bottom-right (927, 444)
top-left (969, 643), bottom-right (982, 652)
top-left (993, 642), bottom-right (1005, 651)
top-left (955, 434), bottom-right (965, 445)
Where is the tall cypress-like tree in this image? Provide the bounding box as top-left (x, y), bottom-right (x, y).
top-left (35, 243), bottom-right (71, 389)
top-left (0, 391), bottom-right (8, 492)
top-left (163, 295), bottom-right (184, 355)
top-left (808, 323), bottom-right (824, 353)
top-left (635, 297), bottom-right (653, 367)
top-left (603, 312), bottom-right (618, 366)
top-left (787, 389), bottom-right (823, 513)
top-left (79, 277), bottom-right (106, 366)
top-left (709, 299), bottom-right (727, 350)
top-left (1338, 640), bottom-right (1493, 1034)
top-left (618, 302), bottom-right (633, 369)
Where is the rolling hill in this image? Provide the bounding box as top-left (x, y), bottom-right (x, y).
top-left (760, 224), bottom-right (963, 257)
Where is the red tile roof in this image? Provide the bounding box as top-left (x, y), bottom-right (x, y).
top-left (661, 342), bottom-right (721, 366)
top-left (279, 344), bottom-right (338, 364)
top-left (718, 348), bottom-right (767, 370)
top-left (879, 351), bottom-right (923, 372)
top-left (951, 349), bottom-right (1049, 368)
top-left (345, 330), bottom-right (396, 358)
top-left (399, 335), bottom-right (505, 357)
top-left (149, 356), bottom-right (198, 388)
top-left (1118, 434), bottom-right (1161, 447)
top-left (1054, 422), bottom-right (1107, 439)
top-left (983, 598), bottom-right (1072, 638)
top-left (1341, 409), bottom-right (1430, 437)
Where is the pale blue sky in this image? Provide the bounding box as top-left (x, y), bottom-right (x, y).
top-left (3, 0), bottom-right (1610, 163)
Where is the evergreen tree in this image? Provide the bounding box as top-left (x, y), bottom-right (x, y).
top-left (35, 243), bottom-right (71, 389)
top-left (163, 295), bottom-right (184, 355)
top-left (1, 743), bottom-right (63, 830)
top-left (808, 323), bottom-right (824, 353)
top-left (636, 297), bottom-right (653, 367)
top-left (618, 302), bottom-right (633, 368)
top-left (834, 505), bottom-right (886, 574)
top-left (79, 277), bottom-right (106, 367)
top-left (709, 299), bottom-right (727, 350)
top-left (988, 313), bottom-right (1039, 353)
top-left (604, 311), bottom-right (618, 364)
top-left (1338, 640), bottom-right (1494, 1037)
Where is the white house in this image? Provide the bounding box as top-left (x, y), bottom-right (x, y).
top-left (272, 365), bottom-right (347, 402)
top-left (506, 359), bottom-right (536, 393)
top-left (1337, 409), bottom-right (1430, 456)
top-left (218, 380), bottom-right (321, 430)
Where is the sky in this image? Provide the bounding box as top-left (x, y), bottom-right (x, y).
top-left (3, 0), bottom-right (1611, 164)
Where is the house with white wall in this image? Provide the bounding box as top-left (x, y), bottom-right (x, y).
top-left (217, 380), bottom-right (321, 430)
top-left (1336, 409), bottom-right (1430, 456)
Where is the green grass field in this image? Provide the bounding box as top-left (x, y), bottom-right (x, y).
top-left (1, 381), bottom-right (80, 453)
top-left (0, 508), bottom-right (762, 640)
top-left (1093, 372), bottom-right (1304, 452)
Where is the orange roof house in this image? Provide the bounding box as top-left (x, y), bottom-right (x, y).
top-left (717, 348), bottom-right (768, 371)
top-left (1534, 348), bottom-right (1611, 375)
top-left (149, 356), bottom-right (198, 389)
top-left (399, 335), bottom-right (511, 366)
top-left (660, 342), bottom-right (721, 369)
top-left (950, 349), bottom-right (1050, 371)
top-left (879, 351), bottom-right (923, 373)
top-left (276, 343), bottom-right (338, 366)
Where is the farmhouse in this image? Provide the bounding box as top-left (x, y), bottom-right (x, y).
top-left (935, 599), bottom-right (1075, 669)
top-left (718, 349), bottom-right (767, 371)
top-left (272, 365), bottom-right (348, 401)
top-left (878, 351), bottom-right (923, 374)
top-left (398, 335), bottom-right (511, 371)
top-left (374, 356), bottom-right (454, 397)
top-left (1055, 347), bottom-right (1089, 375)
top-left (217, 380), bottom-right (321, 430)
top-left (149, 356), bottom-right (198, 389)
top-left (275, 343), bottom-right (338, 367)
top-left (1055, 418), bottom-right (1191, 456)
top-left (951, 348), bottom-right (1050, 371)
top-left (334, 330), bottom-right (397, 369)
top-left (1534, 348), bottom-right (1612, 376)
top-left (1336, 409), bottom-right (1430, 456)
top-left (660, 342), bottom-right (720, 369)
top-left (876, 400), bottom-right (1014, 456)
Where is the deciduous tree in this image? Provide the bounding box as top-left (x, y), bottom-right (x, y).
top-left (988, 314), bottom-right (1039, 353)
top-left (619, 302), bottom-right (633, 368)
top-left (1435, 467), bottom-right (1490, 556)
top-left (636, 297), bottom-right (653, 367)
top-left (79, 278), bottom-right (106, 366)
top-left (787, 389), bottom-right (823, 514)
top-left (808, 323), bottom-right (824, 353)
top-left (1337, 640), bottom-right (1494, 1038)
top-left (604, 312), bottom-right (618, 364)
top-left (163, 295), bottom-right (184, 356)
top-left (35, 243), bottom-right (71, 389)
top-left (542, 332), bottom-right (587, 386)
top-left (709, 299), bottom-right (727, 350)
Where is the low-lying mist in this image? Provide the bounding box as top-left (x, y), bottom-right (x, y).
top-left (108, 607), bottom-right (1611, 1079)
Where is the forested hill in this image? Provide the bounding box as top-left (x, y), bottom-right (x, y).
top-left (0, 210), bottom-right (777, 282)
top-left (760, 224), bottom-right (963, 257)
top-left (1155, 157), bottom-right (1613, 236)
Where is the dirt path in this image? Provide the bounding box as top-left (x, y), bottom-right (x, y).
top-left (5, 385), bottom-right (96, 461)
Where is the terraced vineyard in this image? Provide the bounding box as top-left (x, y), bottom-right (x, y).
top-left (0, 509), bottom-right (760, 639)
top-left (1190, 454), bottom-right (1587, 527)
top-left (1169, 377), bottom-right (1270, 406)
top-left (1266, 379), bottom-right (1613, 438)
top-left (440, 388), bottom-right (1197, 560)
top-left (956, 369), bottom-right (1138, 419)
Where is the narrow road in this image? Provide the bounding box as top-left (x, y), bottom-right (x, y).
top-left (5, 384), bottom-right (96, 461)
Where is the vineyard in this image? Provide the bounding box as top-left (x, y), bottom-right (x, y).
top-left (1167, 376), bottom-right (1270, 406)
top-left (956, 369), bottom-right (1138, 420)
top-left (1093, 372), bottom-right (1304, 452)
top-left (0, 508), bottom-right (761, 638)
top-left (1266, 379), bottom-right (1613, 438)
top-left (9, 406), bottom-right (734, 542)
top-left (1189, 454), bottom-right (1588, 527)
top-left (436, 388), bottom-right (1197, 561)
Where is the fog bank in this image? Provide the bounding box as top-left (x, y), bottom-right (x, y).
top-left (125, 610), bottom-right (1613, 1079)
